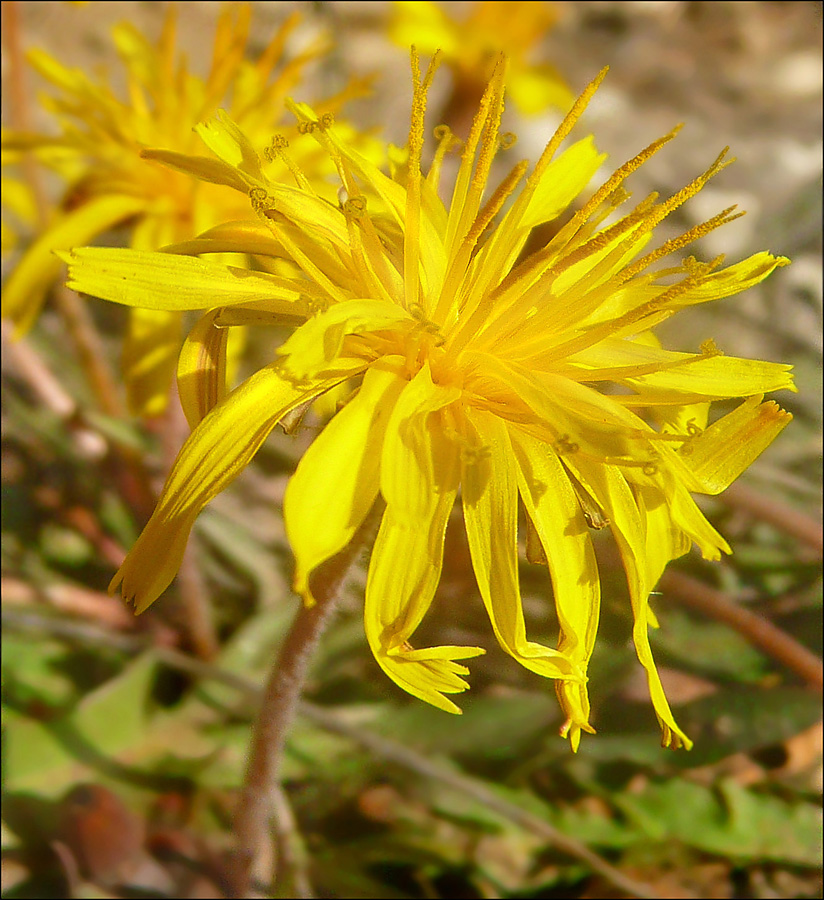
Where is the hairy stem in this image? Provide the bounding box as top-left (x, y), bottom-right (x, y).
top-left (226, 510), bottom-right (375, 898)
top-left (721, 481), bottom-right (823, 556)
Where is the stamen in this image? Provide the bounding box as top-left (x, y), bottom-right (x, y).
top-left (613, 206), bottom-right (743, 288)
top-left (248, 187), bottom-right (272, 214)
top-left (402, 47), bottom-right (431, 312)
top-left (258, 207), bottom-right (351, 305)
top-left (700, 337), bottom-right (723, 357)
top-left (436, 159), bottom-right (529, 329)
top-left (536, 256), bottom-right (727, 366)
top-left (427, 125), bottom-right (462, 192)
top-left (443, 55), bottom-right (507, 259)
top-left (264, 133), bottom-right (315, 191)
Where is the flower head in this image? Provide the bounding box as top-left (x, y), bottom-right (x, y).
top-left (2, 3), bottom-right (369, 415)
top-left (64, 54), bottom-right (793, 749)
top-left (389, 1), bottom-right (574, 114)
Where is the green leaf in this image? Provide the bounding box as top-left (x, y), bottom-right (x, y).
top-left (3, 652), bottom-right (158, 796)
top-left (373, 691), bottom-right (561, 759)
top-left (615, 778), bottom-right (822, 866)
top-left (650, 608), bottom-right (769, 682)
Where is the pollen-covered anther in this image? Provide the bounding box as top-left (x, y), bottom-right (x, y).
top-left (682, 254), bottom-right (718, 277)
top-left (686, 418), bottom-right (703, 436)
top-left (700, 337), bottom-right (724, 357)
top-left (556, 434), bottom-right (580, 454)
top-left (642, 461), bottom-right (659, 476)
top-left (433, 123), bottom-right (462, 151)
top-left (319, 112), bottom-right (335, 130)
top-left (264, 134), bottom-right (290, 161)
top-left (297, 120), bottom-right (316, 135)
top-left (342, 196), bottom-right (367, 219)
top-left (249, 186), bottom-right (272, 214)
top-left (498, 131), bottom-right (517, 150)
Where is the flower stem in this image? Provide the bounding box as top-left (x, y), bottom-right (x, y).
top-left (662, 569), bottom-right (823, 691)
top-left (227, 509), bottom-right (377, 898)
top-left (721, 481), bottom-right (823, 556)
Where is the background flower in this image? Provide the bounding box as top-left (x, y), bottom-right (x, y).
top-left (389, 0), bottom-right (574, 115)
top-left (2, 1), bottom-right (371, 415)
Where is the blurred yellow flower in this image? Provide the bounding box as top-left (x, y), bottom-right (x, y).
top-left (2, 3), bottom-right (368, 416)
top-left (63, 55), bottom-right (793, 749)
top-left (389, 0), bottom-right (573, 114)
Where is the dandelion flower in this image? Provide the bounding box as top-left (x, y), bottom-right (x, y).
top-left (63, 55), bottom-right (794, 749)
top-left (389, 1), bottom-right (574, 114)
top-left (2, 3), bottom-right (368, 415)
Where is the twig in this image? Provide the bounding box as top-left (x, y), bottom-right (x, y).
top-left (2, 321), bottom-right (106, 460)
top-left (720, 481), bottom-right (823, 556)
top-left (297, 702), bottom-right (661, 900)
top-left (3, 605), bottom-right (662, 900)
top-left (661, 569), bottom-right (824, 691)
top-left (2, 319), bottom-right (158, 524)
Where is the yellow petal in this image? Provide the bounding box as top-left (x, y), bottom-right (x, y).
top-left (634, 484), bottom-right (692, 590)
top-left (277, 299), bottom-right (413, 381)
top-left (626, 354), bottom-right (795, 399)
top-left (61, 247), bottom-right (312, 311)
top-left (160, 219), bottom-right (287, 258)
top-left (518, 136), bottom-right (606, 232)
top-left (679, 395), bottom-right (793, 495)
top-left (675, 252), bottom-right (790, 307)
top-left (509, 425), bottom-right (600, 749)
top-left (461, 409), bottom-right (584, 682)
top-left (176, 309), bottom-right (229, 429)
top-left (380, 363), bottom-right (461, 522)
top-left (364, 415), bottom-right (483, 714)
top-left (111, 364), bottom-right (350, 612)
top-left (570, 338), bottom-right (795, 399)
top-left (140, 147), bottom-right (253, 195)
top-left (506, 63), bottom-right (575, 114)
top-left (568, 460), bottom-right (693, 749)
top-left (388, 1), bottom-right (458, 56)
top-left (3, 195), bottom-right (147, 334)
top-left (285, 362), bottom-right (406, 601)
top-left (194, 109), bottom-right (266, 182)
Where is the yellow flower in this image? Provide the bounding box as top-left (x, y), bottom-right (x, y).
top-left (389, 1), bottom-right (574, 114)
top-left (63, 55), bottom-right (794, 749)
top-left (2, 3), bottom-right (368, 416)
